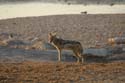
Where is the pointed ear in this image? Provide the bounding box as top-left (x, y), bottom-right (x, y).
top-left (52, 32), bottom-right (57, 36)
top-left (49, 32), bottom-right (57, 37)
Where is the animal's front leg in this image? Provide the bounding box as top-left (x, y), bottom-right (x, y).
top-left (57, 48), bottom-right (61, 62)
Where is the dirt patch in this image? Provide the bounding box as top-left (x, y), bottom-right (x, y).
top-left (0, 61), bottom-right (124, 83)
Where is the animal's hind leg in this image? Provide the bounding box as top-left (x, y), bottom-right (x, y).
top-left (73, 51), bottom-right (80, 63)
top-left (81, 56), bottom-right (84, 63)
top-left (76, 57), bottom-right (80, 63)
top-left (78, 53), bottom-right (84, 63)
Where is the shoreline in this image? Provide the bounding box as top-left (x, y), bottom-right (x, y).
top-left (0, 13), bottom-right (125, 20)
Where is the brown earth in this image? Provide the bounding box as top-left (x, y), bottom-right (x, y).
top-left (0, 61), bottom-right (124, 83)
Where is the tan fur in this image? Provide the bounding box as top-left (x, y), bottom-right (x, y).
top-left (48, 33), bottom-right (84, 63)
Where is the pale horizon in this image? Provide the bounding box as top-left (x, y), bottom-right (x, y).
top-left (0, 2), bottom-right (125, 20)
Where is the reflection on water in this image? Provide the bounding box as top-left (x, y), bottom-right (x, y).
top-left (0, 2), bottom-right (125, 19)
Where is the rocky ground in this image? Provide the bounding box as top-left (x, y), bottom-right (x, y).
top-left (0, 14), bottom-right (125, 48)
top-left (0, 14), bottom-right (125, 83)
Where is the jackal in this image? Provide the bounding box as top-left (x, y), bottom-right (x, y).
top-left (48, 32), bottom-right (84, 63)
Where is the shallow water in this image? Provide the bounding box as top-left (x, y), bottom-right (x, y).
top-left (0, 2), bottom-right (125, 19)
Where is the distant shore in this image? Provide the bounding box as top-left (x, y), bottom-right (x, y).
top-left (0, 3), bottom-right (125, 20)
top-left (0, 0), bottom-right (125, 5)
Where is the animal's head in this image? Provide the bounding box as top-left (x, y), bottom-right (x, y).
top-left (48, 32), bottom-right (56, 43)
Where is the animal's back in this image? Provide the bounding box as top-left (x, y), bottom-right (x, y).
top-left (60, 39), bottom-right (83, 53)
